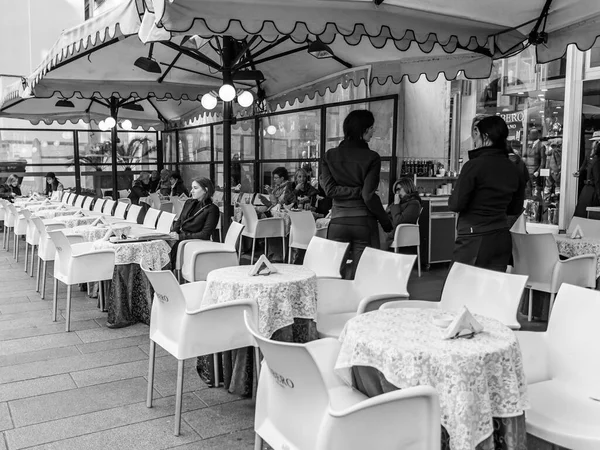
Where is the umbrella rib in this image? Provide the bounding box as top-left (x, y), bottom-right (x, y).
top-left (158, 51), bottom-right (183, 83)
top-left (49, 37), bottom-right (120, 74)
top-left (236, 36), bottom-right (291, 68)
top-left (237, 45), bottom-right (309, 70)
top-left (231, 36), bottom-right (260, 69)
top-left (156, 62), bottom-right (252, 87)
top-left (146, 97), bottom-right (168, 124)
top-left (159, 41), bottom-right (222, 71)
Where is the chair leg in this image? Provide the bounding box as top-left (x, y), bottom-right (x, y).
top-left (36, 257), bottom-right (42, 292)
top-left (549, 292), bottom-right (556, 317)
top-left (146, 340), bottom-right (156, 408)
top-left (65, 284), bottom-right (72, 332)
top-left (52, 278), bottom-right (59, 321)
top-left (24, 243), bottom-right (29, 272)
top-left (281, 237), bottom-right (285, 262)
top-left (254, 434), bottom-right (264, 450)
top-left (6, 228), bottom-right (10, 252)
top-left (251, 238), bottom-right (256, 264)
top-left (288, 245), bottom-right (292, 264)
top-left (253, 347), bottom-right (261, 400)
top-left (528, 288), bottom-right (533, 322)
top-left (264, 238), bottom-right (268, 258)
top-left (417, 245), bottom-right (421, 278)
top-left (29, 245), bottom-right (36, 276)
top-left (99, 281), bottom-right (106, 312)
top-left (213, 354), bottom-right (220, 387)
top-left (41, 261), bottom-right (48, 299)
top-left (174, 359), bottom-right (185, 436)
top-left (14, 234), bottom-right (18, 260)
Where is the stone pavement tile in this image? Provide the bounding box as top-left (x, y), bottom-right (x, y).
top-left (138, 342), bottom-right (171, 358)
top-left (9, 377), bottom-right (156, 428)
top-left (193, 387), bottom-right (246, 408)
top-left (0, 346), bottom-right (80, 369)
top-left (69, 354), bottom-right (174, 388)
top-left (0, 301), bottom-right (53, 315)
top-left (0, 374), bottom-right (76, 402)
top-left (182, 399), bottom-right (255, 439)
top-left (169, 429), bottom-right (255, 450)
top-left (0, 309), bottom-right (55, 325)
top-left (0, 319), bottom-right (100, 342)
top-left (76, 334), bottom-right (149, 354)
top-left (0, 403), bottom-right (12, 432)
top-left (5, 394), bottom-right (206, 450)
top-left (0, 432), bottom-right (7, 450)
top-left (0, 296), bottom-right (30, 306)
top-left (149, 363), bottom-right (209, 398)
top-left (0, 333), bottom-right (82, 357)
top-left (59, 309), bottom-right (106, 322)
top-left (21, 416), bottom-right (201, 450)
top-left (0, 346), bottom-right (147, 385)
top-left (75, 323), bottom-right (149, 343)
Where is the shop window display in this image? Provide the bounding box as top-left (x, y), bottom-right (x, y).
top-left (455, 47), bottom-right (565, 225)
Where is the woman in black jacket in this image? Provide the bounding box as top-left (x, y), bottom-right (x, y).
top-left (383, 178), bottom-right (422, 249)
top-left (128, 172), bottom-right (150, 205)
top-left (449, 115), bottom-right (525, 272)
top-left (0, 174), bottom-right (21, 202)
top-left (169, 177), bottom-right (220, 266)
top-left (574, 140), bottom-right (600, 217)
top-left (320, 110), bottom-right (392, 278)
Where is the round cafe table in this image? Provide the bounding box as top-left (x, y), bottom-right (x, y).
top-left (554, 234), bottom-right (600, 279)
top-left (198, 264), bottom-right (318, 396)
top-left (335, 308), bottom-right (529, 450)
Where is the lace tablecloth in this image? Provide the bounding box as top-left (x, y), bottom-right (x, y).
top-left (202, 264), bottom-right (317, 337)
top-left (92, 239), bottom-right (171, 269)
top-left (335, 308), bottom-right (529, 450)
top-left (20, 203), bottom-right (62, 212)
top-left (36, 209), bottom-right (81, 219)
top-left (555, 235), bottom-right (600, 278)
top-left (65, 225), bottom-right (131, 243)
top-left (49, 215), bottom-right (98, 228)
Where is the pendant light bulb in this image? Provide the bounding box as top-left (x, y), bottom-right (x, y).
top-left (201, 93), bottom-right (218, 110)
top-left (98, 120), bottom-right (108, 131)
top-left (267, 125), bottom-right (277, 135)
top-left (237, 90), bottom-right (254, 108)
top-left (218, 84), bottom-right (236, 102)
top-left (121, 119), bottom-right (133, 130)
top-left (105, 117), bottom-right (116, 129)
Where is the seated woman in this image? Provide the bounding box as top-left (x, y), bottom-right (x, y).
top-left (169, 172), bottom-right (189, 197)
top-left (128, 172), bottom-right (151, 205)
top-left (292, 168), bottom-right (318, 210)
top-left (169, 177), bottom-right (220, 266)
top-left (148, 170), bottom-right (161, 193)
top-left (264, 166), bottom-right (294, 208)
top-left (44, 172), bottom-right (63, 197)
top-left (383, 178), bottom-right (422, 249)
top-left (0, 174), bottom-right (21, 202)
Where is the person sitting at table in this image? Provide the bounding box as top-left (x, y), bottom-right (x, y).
top-left (128, 172), bottom-right (151, 205)
top-left (170, 172), bottom-right (189, 197)
top-left (265, 166), bottom-right (294, 208)
top-left (148, 170), bottom-right (160, 193)
top-left (158, 169), bottom-right (171, 196)
top-left (169, 177), bottom-right (220, 266)
top-left (44, 172), bottom-right (63, 197)
top-left (292, 167), bottom-right (318, 210)
top-left (0, 174), bottom-right (21, 202)
top-left (382, 177), bottom-right (422, 249)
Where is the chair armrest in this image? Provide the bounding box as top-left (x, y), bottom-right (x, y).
top-left (554, 253), bottom-right (597, 291)
top-left (379, 300), bottom-right (439, 311)
top-left (317, 278), bottom-right (358, 314)
top-left (255, 217), bottom-right (286, 238)
top-left (306, 338), bottom-right (344, 389)
top-left (356, 293), bottom-right (411, 314)
top-left (45, 223), bottom-right (66, 231)
top-left (72, 248), bottom-right (115, 259)
top-left (65, 235), bottom-right (85, 245)
top-left (180, 281), bottom-right (208, 313)
top-left (175, 239), bottom-right (197, 270)
top-left (514, 331), bottom-right (550, 384)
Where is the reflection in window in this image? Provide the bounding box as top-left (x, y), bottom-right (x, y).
top-left (260, 111), bottom-right (321, 160)
top-left (215, 121), bottom-right (255, 161)
top-left (178, 127), bottom-right (210, 163)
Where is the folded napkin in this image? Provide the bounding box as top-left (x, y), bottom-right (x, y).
top-left (91, 215), bottom-right (107, 227)
top-left (179, 193), bottom-right (189, 200)
top-left (570, 224), bottom-right (584, 239)
top-left (442, 306), bottom-right (484, 340)
top-left (59, 204), bottom-right (68, 210)
top-left (102, 225), bottom-right (118, 241)
top-left (74, 210), bottom-right (85, 217)
top-left (248, 254), bottom-right (278, 276)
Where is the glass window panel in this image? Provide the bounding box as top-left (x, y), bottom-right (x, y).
top-left (163, 131), bottom-right (177, 164)
top-left (260, 110), bottom-right (321, 160)
top-left (325, 99), bottom-right (394, 157)
top-left (0, 129), bottom-right (75, 165)
top-left (178, 127), bottom-right (211, 163)
top-left (259, 162), bottom-right (296, 191)
top-left (17, 172), bottom-right (76, 195)
top-left (117, 131), bottom-right (158, 169)
top-left (215, 120), bottom-right (255, 161)
top-left (78, 131), bottom-right (113, 168)
top-left (179, 164), bottom-right (211, 191)
top-left (379, 161), bottom-right (391, 206)
top-left (589, 39), bottom-right (600, 68)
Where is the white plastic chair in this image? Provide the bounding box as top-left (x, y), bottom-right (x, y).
top-left (73, 195), bottom-right (85, 209)
top-left (567, 216), bottom-right (600, 238)
top-left (113, 201), bottom-right (128, 220)
top-left (2, 202), bottom-right (17, 252)
top-left (125, 204), bottom-right (142, 223)
top-left (240, 204), bottom-right (286, 264)
top-left (142, 265), bottom-right (259, 436)
top-left (118, 189), bottom-right (130, 199)
top-left (47, 230), bottom-right (115, 332)
top-left (147, 192), bottom-right (161, 209)
top-left (244, 312), bottom-right (441, 450)
top-left (0, 200), bottom-right (6, 249)
top-left (61, 192), bottom-right (72, 205)
top-left (288, 210), bottom-right (316, 263)
top-left (380, 262), bottom-right (529, 329)
top-left (510, 213), bottom-right (527, 233)
top-left (172, 197), bottom-right (185, 219)
top-left (390, 224), bottom-right (421, 277)
top-left (316, 247), bottom-right (416, 338)
top-left (511, 231), bottom-right (596, 320)
top-left (6, 204), bottom-right (28, 261)
top-left (516, 283), bottom-right (600, 449)
top-left (92, 198), bottom-right (106, 214)
top-left (24, 211), bottom-right (41, 276)
top-left (159, 201), bottom-right (173, 213)
top-left (118, 198), bottom-right (131, 205)
top-left (303, 236), bottom-right (349, 279)
top-left (82, 196), bottom-right (94, 210)
top-left (143, 207), bottom-right (161, 228)
top-left (156, 211), bottom-right (176, 234)
top-left (102, 199), bottom-right (116, 216)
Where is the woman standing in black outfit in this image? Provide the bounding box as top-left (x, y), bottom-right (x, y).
top-left (169, 177), bottom-right (220, 266)
top-left (320, 110), bottom-right (392, 278)
top-left (574, 140), bottom-right (600, 217)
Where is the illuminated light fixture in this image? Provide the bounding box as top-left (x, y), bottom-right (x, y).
top-left (308, 39), bottom-right (334, 59)
top-left (61, 132), bottom-right (71, 140)
top-left (556, 106), bottom-right (562, 109)
top-left (553, 112), bottom-right (558, 114)
top-left (517, 92), bottom-right (524, 95)
top-left (266, 125), bottom-right (277, 135)
top-left (201, 93), bottom-right (218, 110)
top-left (98, 120), bottom-right (109, 131)
top-left (541, 88), bottom-right (548, 92)
top-left (134, 43), bottom-right (162, 74)
top-left (218, 84), bottom-right (236, 102)
top-left (32, 147), bottom-right (38, 153)
top-left (55, 99), bottom-right (74, 108)
top-left (237, 90), bottom-right (254, 108)
top-left (53, 141), bottom-right (60, 147)
top-left (122, 103), bottom-right (144, 112)
top-left (120, 119), bottom-right (132, 130)
top-left (41, 141), bottom-right (48, 148)
top-left (502, 107), bottom-right (510, 112)
top-left (105, 117), bottom-right (116, 129)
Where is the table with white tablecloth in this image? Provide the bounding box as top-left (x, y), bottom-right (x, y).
top-left (554, 235), bottom-right (600, 279)
top-left (335, 308), bottom-right (529, 450)
top-left (92, 239), bottom-right (172, 327)
top-left (64, 224), bottom-right (131, 243)
top-left (197, 264), bottom-right (319, 396)
top-left (47, 215), bottom-right (98, 228)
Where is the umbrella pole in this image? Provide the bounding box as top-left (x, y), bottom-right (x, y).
top-left (221, 36), bottom-right (234, 238)
top-left (110, 97), bottom-right (119, 201)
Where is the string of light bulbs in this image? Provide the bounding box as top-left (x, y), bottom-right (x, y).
top-left (200, 85), bottom-right (254, 110)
